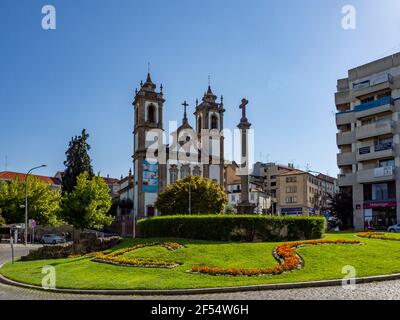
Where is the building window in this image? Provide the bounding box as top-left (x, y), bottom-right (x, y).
top-left (286, 186), bottom-right (297, 193)
top-left (180, 164), bottom-right (191, 179)
top-left (286, 196), bottom-right (297, 204)
top-left (193, 165), bottom-right (201, 176)
top-left (147, 104), bottom-right (156, 123)
top-left (250, 194), bottom-right (255, 201)
top-left (169, 165), bottom-right (178, 184)
top-left (211, 114), bottom-right (218, 129)
top-left (286, 176), bottom-right (297, 183)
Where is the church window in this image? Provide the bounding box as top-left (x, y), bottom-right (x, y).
top-left (180, 164), bottom-right (191, 179)
top-left (193, 165), bottom-right (201, 176)
top-left (211, 114), bottom-right (218, 129)
top-left (135, 107), bottom-right (138, 125)
top-left (169, 165), bottom-right (178, 184)
top-left (148, 104), bottom-right (156, 123)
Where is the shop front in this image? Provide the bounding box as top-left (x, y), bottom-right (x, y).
top-left (363, 201), bottom-right (397, 230)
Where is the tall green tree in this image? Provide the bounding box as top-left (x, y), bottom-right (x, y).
top-left (328, 190), bottom-right (353, 228)
top-left (61, 172), bottom-right (113, 230)
top-left (0, 178), bottom-right (62, 226)
top-left (155, 176), bottom-right (227, 215)
top-left (62, 129), bottom-right (94, 194)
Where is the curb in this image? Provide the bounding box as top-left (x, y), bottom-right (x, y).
top-left (1, 265), bottom-right (400, 296)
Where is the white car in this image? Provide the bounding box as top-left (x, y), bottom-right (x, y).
top-left (387, 224), bottom-right (400, 233)
top-left (40, 234), bottom-right (66, 244)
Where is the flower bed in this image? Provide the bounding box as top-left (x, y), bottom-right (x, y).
top-left (93, 242), bottom-right (185, 268)
top-left (357, 232), bottom-right (400, 241)
top-left (191, 239), bottom-right (360, 276)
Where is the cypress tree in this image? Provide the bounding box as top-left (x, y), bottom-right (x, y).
top-left (62, 129), bottom-right (94, 194)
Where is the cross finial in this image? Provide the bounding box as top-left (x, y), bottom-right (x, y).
top-left (182, 100), bottom-right (189, 123)
top-left (147, 62), bottom-right (150, 74)
top-left (208, 75), bottom-right (211, 86)
top-left (160, 83), bottom-right (163, 93)
top-left (239, 98), bottom-right (249, 120)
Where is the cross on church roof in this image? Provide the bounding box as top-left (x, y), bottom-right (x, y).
top-left (181, 100), bottom-right (189, 124)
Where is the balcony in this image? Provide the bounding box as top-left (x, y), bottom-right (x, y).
top-left (336, 111), bottom-right (354, 126)
top-left (356, 142), bottom-right (394, 162)
top-left (337, 131), bottom-right (354, 146)
top-left (355, 120), bottom-right (393, 140)
top-left (338, 173), bottom-right (355, 187)
top-left (357, 166), bottom-right (395, 184)
top-left (351, 74), bottom-right (393, 98)
top-left (337, 152), bottom-right (356, 166)
top-left (335, 91), bottom-right (350, 105)
top-left (354, 96), bottom-right (394, 118)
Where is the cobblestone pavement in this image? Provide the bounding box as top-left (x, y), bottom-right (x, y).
top-left (0, 245), bottom-right (399, 300)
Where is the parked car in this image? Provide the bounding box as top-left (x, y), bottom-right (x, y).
top-left (387, 224), bottom-right (400, 233)
top-left (40, 234), bottom-right (66, 244)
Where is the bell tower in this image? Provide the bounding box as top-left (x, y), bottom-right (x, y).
top-left (194, 85), bottom-right (225, 188)
top-left (132, 73), bottom-right (165, 219)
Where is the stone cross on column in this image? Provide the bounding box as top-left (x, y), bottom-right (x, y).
top-left (239, 98), bottom-right (249, 121)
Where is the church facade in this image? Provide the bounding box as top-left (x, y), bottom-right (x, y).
top-left (132, 73), bottom-right (226, 218)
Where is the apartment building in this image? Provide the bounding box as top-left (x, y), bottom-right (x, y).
top-left (252, 162), bottom-right (297, 214)
top-left (277, 170), bottom-right (337, 216)
top-left (335, 53), bottom-right (400, 230)
top-left (225, 162), bottom-right (271, 213)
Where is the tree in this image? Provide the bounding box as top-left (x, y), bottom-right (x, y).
top-left (62, 129), bottom-right (94, 194)
top-left (0, 178), bottom-right (61, 226)
top-left (155, 176), bottom-right (227, 215)
top-left (61, 172), bottom-right (113, 230)
top-left (328, 189), bottom-right (353, 228)
top-left (0, 212), bottom-right (5, 226)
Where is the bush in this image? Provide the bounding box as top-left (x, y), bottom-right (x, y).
top-left (138, 215), bottom-right (327, 242)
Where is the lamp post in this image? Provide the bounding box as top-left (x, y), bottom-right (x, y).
top-left (25, 165), bottom-right (47, 246)
top-left (188, 176), bottom-right (192, 215)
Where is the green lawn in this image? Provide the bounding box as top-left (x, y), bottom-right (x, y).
top-left (1, 232), bottom-right (400, 290)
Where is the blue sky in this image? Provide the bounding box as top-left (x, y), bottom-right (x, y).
top-left (1, 0), bottom-right (400, 178)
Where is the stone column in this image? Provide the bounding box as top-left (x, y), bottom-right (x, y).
top-left (236, 99), bottom-right (256, 214)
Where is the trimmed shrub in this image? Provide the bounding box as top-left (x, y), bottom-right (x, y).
top-left (138, 215), bottom-right (326, 242)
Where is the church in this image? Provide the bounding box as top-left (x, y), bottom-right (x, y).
top-left (132, 73), bottom-right (226, 219)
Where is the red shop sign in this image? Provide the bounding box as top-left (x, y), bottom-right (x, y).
top-left (363, 201), bottom-right (397, 209)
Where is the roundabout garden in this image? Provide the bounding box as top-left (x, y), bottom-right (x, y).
top-left (1, 216), bottom-right (400, 291)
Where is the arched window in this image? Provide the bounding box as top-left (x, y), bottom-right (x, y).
top-left (135, 107), bottom-right (138, 125)
top-left (211, 114), bottom-right (218, 129)
top-left (148, 104), bottom-right (156, 123)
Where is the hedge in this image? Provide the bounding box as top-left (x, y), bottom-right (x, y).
top-left (137, 215), bottom-right (326, 242)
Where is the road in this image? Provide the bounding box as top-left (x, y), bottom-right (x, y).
top-left (0, 244), bottom-right (399, 300)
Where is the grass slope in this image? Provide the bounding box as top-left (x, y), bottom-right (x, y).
top-left (1, 233), bottom-right (400, 290)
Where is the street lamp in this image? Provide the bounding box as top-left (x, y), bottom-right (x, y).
top-left (25, 164), bottom-right (47, 246)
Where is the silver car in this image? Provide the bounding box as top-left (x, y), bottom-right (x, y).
top-left (40, 234), bottom-right (66, 244)
top-left (387, 224), bottom-right (400, 233)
